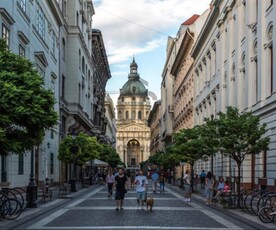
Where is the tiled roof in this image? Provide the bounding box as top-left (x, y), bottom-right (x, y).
top-left (182, 14), bottom-right (200, 25)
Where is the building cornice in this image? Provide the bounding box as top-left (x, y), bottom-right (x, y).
top-left (191, 2), bottom-right (219, 59)
top-left (170, 28), bottom-right (194, 77)
top-left (46, 0), bottom-right (63, 26)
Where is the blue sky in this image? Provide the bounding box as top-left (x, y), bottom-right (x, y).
top-left (93, 0), bottom-right (211, 104)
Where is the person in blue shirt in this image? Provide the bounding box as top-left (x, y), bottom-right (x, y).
top-left (199, 170), bottom-right (206, 189)
top-left (151, 171), bottom-right (159, 193)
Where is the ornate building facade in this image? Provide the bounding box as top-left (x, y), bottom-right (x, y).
top-left (192, 0), bottom-right (276, 190)
top-left (148, 100), bottom-right (162, 155)
top-left (0, 0), bottom-right (62, 187)
top-left (0, 0), bottom-right (112, 187)
top-left (172, 13), bottom-right (209, 133)
top-left (104, 94), bottom-right (116, 148)
top-left (91, 29), bottom-right (112, 139)
top-left (116, 59), bottom-right (151, 167)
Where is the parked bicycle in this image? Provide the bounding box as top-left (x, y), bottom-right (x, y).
top-left (258, 195), bottom-right (276, 223)
top-left (0, 187), bottom-right (26, 220)
top-left (0, 191), bottom-right (22, 220)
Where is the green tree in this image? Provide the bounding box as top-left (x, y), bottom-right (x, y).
top-left (157, 146), bottom-right (181, 169)
top-left (99, 144), bottom-right (123, 168)
top-left (216, 107), bottom-right (270, 207)
top-left (0, 39), bottom-right (58, 155)
top-left (148, 150), bottom-right (164, 165)
top-left (58, 133), bottom-right (102, 166)
top-left (173, 126), bottom-right (214, 190)
top-left (151, 146), bottom-right (181, 185)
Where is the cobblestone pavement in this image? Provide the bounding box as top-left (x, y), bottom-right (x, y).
top-left (1, 182), bottom-right (276, 230)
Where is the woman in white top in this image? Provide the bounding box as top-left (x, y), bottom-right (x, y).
top-left (106, 171), bottom-right (115, 197)
top-left (183, 170), bottom-right (192, 202)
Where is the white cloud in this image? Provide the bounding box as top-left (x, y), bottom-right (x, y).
top-left (94, 0), bottom-right (211, 99)
top-left (93, 0), bottom-right (211, 63)
top-left (107, 38), bottom-right (164, 64)
top-left (111, 71), bottom-right (127, 77)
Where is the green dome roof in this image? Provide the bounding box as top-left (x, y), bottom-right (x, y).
top-left (120, 79), bottom-right (147, 96)
top-left (119, 57), bottom-right (148, 97)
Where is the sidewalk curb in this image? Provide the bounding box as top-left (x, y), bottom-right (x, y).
top-left (0, 184), bottom-right (100, 230)
top-left (166, 183), bottom-right (276, 230)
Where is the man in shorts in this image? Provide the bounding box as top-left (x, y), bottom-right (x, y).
top-left (114, 168), bottom-right (128, 211)
top-left (135, 169), bottom-right (148, 210)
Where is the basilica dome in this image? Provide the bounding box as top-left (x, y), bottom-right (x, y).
top-left (119, 58), bottom-right (148, 97)
top-left (120, 79), bottom-right (147, 96)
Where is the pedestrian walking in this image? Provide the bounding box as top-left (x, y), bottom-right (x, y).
top-left (183, 170), bottom-right (192, 202)
top-left (159, 173), bottom-right (165, 194)
top-left (130, 170), bottom-right (136, 189)
top-left (114, 168), bottom-right (128, 211)
top-left (199, 170), bottom-right (206, 189)
top-left (135, 169), bottom-right (148, 210)
top-left (106, 171), bottom-right (115, 198)
top-left (151, 170), bottom-right (159, 193)
top-left (205, 171), bottom-right (215, 205)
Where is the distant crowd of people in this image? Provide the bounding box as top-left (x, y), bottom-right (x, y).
top-left (104, 167), bottom-right (169, 211)
top-left (103, 166), bottom-right (231, 210)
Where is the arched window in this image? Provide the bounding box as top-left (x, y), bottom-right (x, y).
top-left (138, 111), bottom-right (142, 119)
top-left (253, 40), bottom-right (258, 102)
top-left (62, 38), bottom-right (65, 61)
top-left (88, 70), bottom-right (91, 89)
top-left (82, 57), bottom-right (85, 74)
top-left (85, 64), bottom-right (88, 79)
top-left (125, 111), bottom-right (129, 119)
top-left (267, 25), bottom-right (273, 94)
top-left (118, 111), bottom-right (121, 119)
top-left (146, 111), bottom-right (149, 118)
top-left (79, 49), bottom-right (81, 69)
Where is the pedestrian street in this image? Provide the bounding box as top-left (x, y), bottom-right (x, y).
top-left (7, 181), bottom-right (273, 230)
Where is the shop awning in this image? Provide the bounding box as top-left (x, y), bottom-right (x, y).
top-left (86, 159), bottom-right (109, 167)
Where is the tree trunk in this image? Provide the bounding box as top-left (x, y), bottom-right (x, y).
top-left (237, 161), bottom-right (241, 208)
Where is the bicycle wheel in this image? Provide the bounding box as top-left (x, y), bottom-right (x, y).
top-left (258, 207), bottom-right (275, 223)
top-left (3, 198), bottom-right (22, 220)
top-left (0, 192), bottom-right (10, 218)
top-left (244, 190), bottom-right (254, 213)
top-left (251, 190), bottom-right (265, 215)
top-left (257, 193), bottom-right (275, 214)
top-left (12, 188), bottom-right (26, 211)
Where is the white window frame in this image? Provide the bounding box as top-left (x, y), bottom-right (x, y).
top-left (19, 0), bottom-right (26, 12)
top-left (19, 44), bottom-right (25, 57)
top-left (51, 31), bottom-right (55, 56)
top-left (36, 4), bottom-right (45, 40)
top-left (2, 23), bottom-right (10, 47)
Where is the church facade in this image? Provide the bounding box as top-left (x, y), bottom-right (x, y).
top-left (116, 59), bottom-right (151, 168)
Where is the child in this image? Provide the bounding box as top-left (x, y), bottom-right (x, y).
top-left (223, 181), bottom-right (231, 194)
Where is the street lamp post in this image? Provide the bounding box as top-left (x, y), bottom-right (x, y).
top-left (69, 129), bottom-right (78, 192)
top-left (27, 147), bottom-right (37, 208)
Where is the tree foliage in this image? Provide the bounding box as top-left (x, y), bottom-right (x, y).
top-left (173, 125), bottom-right (215, 164)
top-left (210, 107), bottom-right (269, 206)
top-left (148, 150), bottom-right (164, 165)
top-left (99, 144), bottom-right (123, 168)
top-left (216, 107), bottom-right (270, 163)
top-left (58, 133), bottom-right (102, 166)
top-left (0, 39), bottom-right (58, 155)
